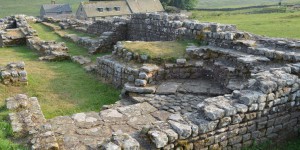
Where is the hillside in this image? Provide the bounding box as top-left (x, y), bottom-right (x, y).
top-left (0, 0), bottom-right (85, 18)
top-left (197, 0), bottom-right (300, 8)
top-left (1, 0), bottom-right (300, 18)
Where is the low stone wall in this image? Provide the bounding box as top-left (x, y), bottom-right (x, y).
top-left (128, 13), bottom-right (237, 41)
top-left (26, 36), bottom-right (70, 61)
top-left (57, 18), bottom-right (93, 32)
top-left (0, 15), bottom-right (37, 47)
top-left (86, 18), bottom-right (128, 36)
top-left (0, 62), bottom-right (27, 86)
top-left (146, 66), bottom-right (300, 149)
top-left (95, 54), bottom-right (242, 92)
top-left (6, 94), bottom-right (59, 149)
top-left (95, 55), bottom-right (140, 88)
top-left (45, 13), bottom-right (300, 58)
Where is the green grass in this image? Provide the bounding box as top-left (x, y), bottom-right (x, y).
top-left (197, 0), bottom-right (300, 8)
top-left (0, 46), bottom-right (120, 118)
top-left (191, 8), bottom-right (300, 39)
top-left (0, 21), bottom-right (120, 149)
top-left (30, 22), bottom-right (90, 56)
top-left (0, 0), bottom-right (86, 18)
top-left (0, 45), bottom-right (120, 149)
top-left (0, 106), bottom-right (27, 149)
top-left (122, 41), bottom-right (188, 61)
top-left (31, 22), bottom-right (106, 61)
top-left (0, 0), bottom-right (299, 17)
top-left (244, 138), bottom-right (300, 150)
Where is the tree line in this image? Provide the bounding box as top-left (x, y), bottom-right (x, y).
top-left (160, 0), bottom-right (197, 10)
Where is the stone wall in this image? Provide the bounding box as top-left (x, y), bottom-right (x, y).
top-left (26, 36), bottom-right (70, 61)
top-left (6, 94), bottom-right (59, 149)
top-left (57, 18), bottom-right (93, 32)
top-left (127, 13), bottom-right (237, 41)
top-left (97, 41), bottom-right (267, 91)
top-left (146, 66), bottom-right (300, 149)
top-left (95, 53), bottom-right (240, 93)
top-left (0, 62), bottom-right (28, 86)
top-left (86, 18), bottom-right (128, 36)
top-left (0, 15), bottom-right (37, 47)
top-left (51, 13), bottom-right (300, 57)
top-left (95, 55), bottom-right (140, 88)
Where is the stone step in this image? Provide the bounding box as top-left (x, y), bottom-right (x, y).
top-left (252, 46), bottom-right (300, 62)
top-left (101, 31), bottom-right (114, 36)
top-left (234, 39), bottom-right (257, 47)
top-left (190, 46), bottom-right (270, 66)
top-left (124, 83), bottom-right (156, 94)
top-left (71, 55), bottom-right (92, 65)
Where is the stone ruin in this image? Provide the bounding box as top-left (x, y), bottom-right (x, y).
top-left (27, 36), bottom-right (70, 61)
top-left (0, 15), bottom-right (70, 61)
top-left (4, 13), bottom-right (300, 149)
top-left (62, 18), bottom-right (128, 54)
top-left (0, 62), bottom-right (27, 86)
top-left (0, 15), bottom-right (36, 47)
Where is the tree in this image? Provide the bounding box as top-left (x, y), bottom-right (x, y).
top-left (160, 0), bottom-right (197, 10)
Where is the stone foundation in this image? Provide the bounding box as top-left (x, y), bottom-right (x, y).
top-left (0, 62), bottom-right (27, 86)
top-left (6, 94), bottom-right (59, 149)
top-left (26, 36), bottom-right (70, 61)
top-left (145, 66), bottom-right (300, 149)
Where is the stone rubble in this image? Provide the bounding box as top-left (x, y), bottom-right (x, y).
top-left (71, 55), bottom-right (92, 65)
top-left (0, 62), bottom-right (28, 86)
top-left (27, 36), bottom-right (70, 61)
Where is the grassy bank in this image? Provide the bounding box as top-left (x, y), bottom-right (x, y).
top-left (30, 23), bottom-right (105, 60)
top-left (196, 0), bottom-right (300, 8)
top-left (192, 9), bottom-right (300, 39)
top-left (0, 0), bottom-right (85, 18)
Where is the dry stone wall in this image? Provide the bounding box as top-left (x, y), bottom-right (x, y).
top-left (128, 13), bottom-right (236, 41)
top-left (0, 62), bottom-right (27, 86)
top-left (6, 94), bottom-right (59, 149)
top-left (0, 15), bottom-right (37, 47)
top-left (0, 15), bottom-right (70, 61)
top-left (26, 36), bottom-right (70, 61)
top-left (145, 66), bottom-right (300, 149)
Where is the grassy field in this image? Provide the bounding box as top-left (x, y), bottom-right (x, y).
top-left (192, 8), bottom-right (300, 39)
top-left (1, 0), bottom-right (299, 18)
top-left (0, 22), bottom-right (120, 150)
top-left (30, 22), bottom-right (105, 60)
top-left (197, 0), bottom-right (300, 8)
top-left (123, 41), bottom-right (187, 61)
top-left (0, 0), bottom-right (86, 18)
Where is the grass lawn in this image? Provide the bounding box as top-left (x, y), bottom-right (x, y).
top-left (0, 46), bottom-right (120, 149)
top-left (30, 22), bottom-right (87, 56)
top-left (0, 22), bottom-right (120, 149)
top-left (192, 9), bottom-right (300, 39)
top-left (0, 0), bottom-right (86, 18)
top-left (196, 0), bottom-right (300, 8)
top-left (123, 41), bottom-right (188, 61)
top-left (30, 22), bottom-right (106, 60)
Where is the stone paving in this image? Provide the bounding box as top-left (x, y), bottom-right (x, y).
top-left (6, 77), bottom-right (228, 149)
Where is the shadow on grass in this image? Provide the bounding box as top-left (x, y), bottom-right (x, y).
top-left (1, 45), bottom-right (120, 119)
